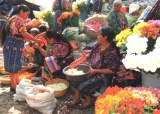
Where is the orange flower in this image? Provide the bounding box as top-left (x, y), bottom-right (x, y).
top-left (72, 10), bottom-right (80, 16)
top-left (139, 24), bottom-right (159, 39)
top-left (153, 109), bottom-right (160, 114)
top-left (57, 11), bottom-right (80, 27)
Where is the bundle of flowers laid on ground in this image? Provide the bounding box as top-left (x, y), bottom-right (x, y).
top-left (116, 20), bottom-right (160, 73)
top-left (57, 11), bottom-right (80, 28)
top-left (95, 86), bottom-right (160, 114)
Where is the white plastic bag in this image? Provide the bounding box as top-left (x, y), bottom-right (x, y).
top-left (13, 79), bottom-right (34, 101)
top-left (25, 85), bottom-right (57, 114)
top-left (129, 3), bottom-right (140, 15)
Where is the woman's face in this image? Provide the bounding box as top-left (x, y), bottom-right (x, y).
top-left (114, 3), bottom-right (122, 12)
top-left (47, 37), bottom-right (56, 45)
top-left (97, 33), bottom-right (107, 44)
top-left (19, 10), bottom-right (30, 19)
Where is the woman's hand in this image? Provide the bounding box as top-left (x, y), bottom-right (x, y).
top-left (32, 43), bottom-right (39, 49)
top-left (86, 68), bottom-right (96, 78)
top-left (82, 49), bottom-right (91, 58)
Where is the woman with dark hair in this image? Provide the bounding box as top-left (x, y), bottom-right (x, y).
top-left (3, 4), bottom-right (42, 90)
top-left (69, 26), bottom-right (121, 108)
top-left (33, 29), bottom-right (74, 79)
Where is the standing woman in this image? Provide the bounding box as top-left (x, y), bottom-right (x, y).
top-left (3, 4), bottom-right (41, 90)
top-left (108, 0), bottom-right (128, 35)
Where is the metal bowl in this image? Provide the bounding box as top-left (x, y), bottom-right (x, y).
top-left (63, 64), bottom-right (91, 82)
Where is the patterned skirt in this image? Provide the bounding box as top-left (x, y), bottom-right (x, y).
top-left (77, 74), bottom-right (113, 95)
top-left (3, 37), bottom-right (24, 73)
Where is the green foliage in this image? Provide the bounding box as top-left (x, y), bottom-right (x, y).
top-left (77, 2), bottom-right (88, 12)
top-left (43, 11), bottom-right (54, 28)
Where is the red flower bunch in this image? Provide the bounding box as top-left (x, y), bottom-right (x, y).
top-left (99, 86), bottom-right (122, 98)
top-left (113, 98), bottom-right (144, 114)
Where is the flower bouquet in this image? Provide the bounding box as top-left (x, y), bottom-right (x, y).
top-left (57, 11), bottom-right (80, 28)
top-left (37, 10), bottom-right (54, 28)
top-left (116, 21), bottom-right (160, 73)
top-left (72, 0), bottom-right (88, 12)
top-left (52, 0), bottom-right (71, 11)
top-left (95, 86), bottom-right (160, 114)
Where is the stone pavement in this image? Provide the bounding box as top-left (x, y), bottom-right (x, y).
top-left (0, 84), bottom-right (94, 114)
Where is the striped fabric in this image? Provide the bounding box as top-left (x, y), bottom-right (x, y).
top-left (44, 56), bottom-right (60, 73)
top-left (3, 37), bottom-right (24, 73)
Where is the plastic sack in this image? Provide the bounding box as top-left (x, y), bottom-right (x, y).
top-left (129, 3), bottom-right (140, 15)
top-left (13, 79), bottom-right (34, 101)
top-left (25, 85), bottom-right (57, 114)
top-left (62, 27), bottom-right (79, 40)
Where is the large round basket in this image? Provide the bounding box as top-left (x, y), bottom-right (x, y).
top-left (63, 64), bottom-right (91, 82)
top-left (0, 69), bottom-right (9, 75)
top-left (45, 78), bottom-right (69, 97)
top-left (83, 17), bottom-right (108, 38)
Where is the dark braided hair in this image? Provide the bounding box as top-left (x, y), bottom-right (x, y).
top-left (46, 29), bottom-right (73, 58)
top-left (9, 4), bottom-right (30, 17)
top-left (99, 26), bottom-right (121, 58)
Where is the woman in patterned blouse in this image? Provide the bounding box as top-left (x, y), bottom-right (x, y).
top-left (3, 4), bottom-right (42, 90)
top-left (69, 26), bottom-right (121, 108)
top-left (33, 30), bottom-right (74, 79)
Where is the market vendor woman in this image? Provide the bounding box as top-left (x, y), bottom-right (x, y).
top-left (33, 30), bottom-right (74, 79)
top-left (3, 4), bottom-right (42, 90)
top-left (69, 26), bottom-right (121, 108)
top-left (108, 0), bottom-right (128, 34)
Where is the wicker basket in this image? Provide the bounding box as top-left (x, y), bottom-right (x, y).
top-left (45, 78), bottom-right (69, 97)
top-left (0, 70), bottom-right (9, 75)
top-left (0, 75), bottom-right (11, 85)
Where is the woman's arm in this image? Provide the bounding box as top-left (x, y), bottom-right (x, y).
top-left (92, 68), bottom-right (114, 74)
top-left (86, 68), bottom-right (115, 78)
top-left (21, 31), bottom-right (41, 44)
top-left (33, 44), bottom-right (48, 57)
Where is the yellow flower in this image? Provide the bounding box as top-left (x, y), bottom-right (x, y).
top-left (133, 22), bottom-right (148, 35)
top-left (116, 28), bottom-right (132, 47)
top-left (72, 4), bottom-right (78, 11)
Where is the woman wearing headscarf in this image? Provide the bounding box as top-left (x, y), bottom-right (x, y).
top-left (108, 0), bottom-right (128, 34)
top-left (68, 26), bottom-right (121, 108)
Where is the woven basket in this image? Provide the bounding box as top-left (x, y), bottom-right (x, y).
top-left (0, 70), bottom-right (9, 75)
top-left (45, 78), bottom-right (69, 97)
top-left (0, 75), bottom-right (11, 85)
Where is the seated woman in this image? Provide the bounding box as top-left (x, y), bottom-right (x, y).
top-left (69, 26), bottom-right (121, 108)
top-left (33, 30), bottom-right (74, 79)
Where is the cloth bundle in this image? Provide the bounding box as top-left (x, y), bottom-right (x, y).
top-left (44, 56), bottom-right (60, 73)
